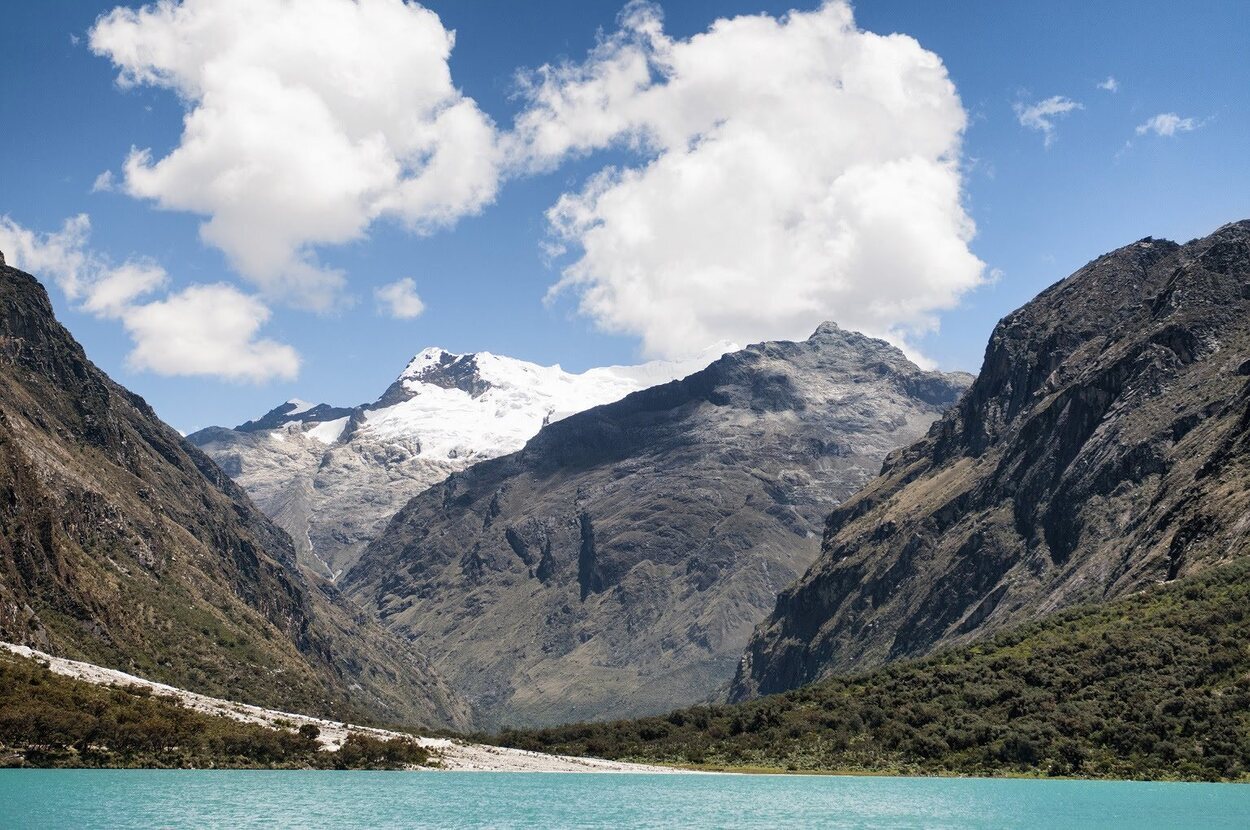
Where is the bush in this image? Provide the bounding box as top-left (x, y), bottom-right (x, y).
top-left (493, 560), bottom-right (1250, 782)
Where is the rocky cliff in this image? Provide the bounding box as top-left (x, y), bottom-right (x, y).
top-left (343, 325), bottom-right (970, 727)
top-left (0, 257), bottom-right (471, 729)
top-left (732, 220), bottom-right (1250, 700)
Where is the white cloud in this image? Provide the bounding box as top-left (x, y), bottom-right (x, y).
top-left (0, 213), bottom-right (95, 299)
top-left (1014, 95), bottom-right (1083, 147)
top-left (508, 0), bottom-right (984, 359)
top-left (1136, 112), bottom-right (1199, 137)
top-left (91, 170), bottom-right (116, 193)
top-left (0, 214), bottom-right (298, 383)
top-left (122, 284), bottom-right (300, 382)
top-left (374, 277), bottom-right (425, 319)
top-left (81, 260), bottom-right (169, 318)
top-left (1097, 76), bottom-right (1119, 93)
top-left (89, 0), bottom-right (500, 311)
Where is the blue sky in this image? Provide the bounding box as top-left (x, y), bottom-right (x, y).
top-left (1, 0), bottom-right (1247, 434)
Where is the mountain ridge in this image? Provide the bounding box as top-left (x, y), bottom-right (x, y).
top-left (732, 219), bottom-right (1250, 701)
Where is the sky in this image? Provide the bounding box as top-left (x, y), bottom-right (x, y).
top-left (1, 0), bottom-right (1247, 434)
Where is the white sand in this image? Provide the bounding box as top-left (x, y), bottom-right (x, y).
top-left (1, 643), bottom-right (686, 773)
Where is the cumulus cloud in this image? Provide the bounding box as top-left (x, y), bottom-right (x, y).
top-left (374, 277), bottom-right (425, 319)
top-left (509, 0), bottom-right (984, 359)
top-left (80, 260), bottom-right (169, 318)
top-left (122, 284), bottom-right (300, 381)
top-left (88, 0), bottom-right (500, 311)
top-left (1014, 95), bottom-right (1083, 147)
top-left (0, 214), bottom-right (298, 383)
top-left (1097, 76), bottom-right (1119, 93)
top-left (0, 214), bottom-right (96, 299)
top-left (1136, 112), bottom-right (1199, 137)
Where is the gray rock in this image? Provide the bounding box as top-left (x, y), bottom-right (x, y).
top-left (190, 419), bottom-right (457, 578)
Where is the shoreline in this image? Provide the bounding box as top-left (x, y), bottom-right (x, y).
top-left (5, 644), bottom-right (1241, 784)
top-left (0, 643), bottom-right (692, 774)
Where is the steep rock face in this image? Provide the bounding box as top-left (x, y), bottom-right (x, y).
top-left (0, 258), bottom-right (471, 729)
top-left (343, 325), bottom-right (970, 727)
top-left (191, 348), bottom-right (723, 578)
top-left (732, 220), bottom-right (1250, 701)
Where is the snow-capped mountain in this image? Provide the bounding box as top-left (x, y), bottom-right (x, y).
top-left (344, 324), bottom-right (974, 726)
top-left (188, 345), bottom-right (731, 577)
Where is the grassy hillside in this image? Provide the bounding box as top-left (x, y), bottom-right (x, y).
top-left (496, 560), bottom-right (1250, 781)
top-left (0, 653), bottom-right (430, 770)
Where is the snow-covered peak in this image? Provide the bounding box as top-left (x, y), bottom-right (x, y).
top-left (234, 343), bottom-right (736, 462)
top-left (399, 344), bottom-right (735, 396)
top-left (401, 347), bottom-right (454, 375)
top-left (364, 344), bottom-right (735, 461)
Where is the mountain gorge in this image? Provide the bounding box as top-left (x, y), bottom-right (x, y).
top-left (190, 347), bottom-right (720, 578)
top-left (343, 324), bottom-right (971, 727)
top-left (733, 220), bottom-right (1250, 701)
top-left (0, 255), bottom-right (470, 729)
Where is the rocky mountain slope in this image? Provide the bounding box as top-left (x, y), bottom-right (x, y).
top-left (732, 220), bottom-right (1250, 701)
top-left (191, 347), bottom-right (722, 578)
top-left (343, 324), bottom-right (970, 728)
top-left (0, 255), bottom-right (470, 729)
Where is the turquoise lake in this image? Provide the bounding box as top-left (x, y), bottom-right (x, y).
top-left (2, 770), bottom-right (1248, 828)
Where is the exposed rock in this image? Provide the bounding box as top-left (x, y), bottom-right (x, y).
top-left (343, 325), bottom-right (970, 728)
top-left (732, 220), bottom-right (1250, 701)
top-left (0, 258), bottom-right (471, 729)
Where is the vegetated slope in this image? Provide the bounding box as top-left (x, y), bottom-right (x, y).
top-left (190, 347), bottom-right (722, 577)
top-left (498, 558), bottom-right (1250, 782)
top-left (345, 324), bottom-right (970, 728)
top-left (0, 257), bottom-right (470, 729)
top-left (733, 220), bottom-right (1250, 700)
top-left (0, 651), bottom-right (430, 770)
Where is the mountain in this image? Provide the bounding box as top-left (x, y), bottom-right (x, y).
top-left (190, 347), bottom-right (724, 578)
top-left (0, 254), bottom-right (470, 729)
top-left (343, 324), bottom-right (971, 728)
top-left (732, 220), bottom-right (1250, 701)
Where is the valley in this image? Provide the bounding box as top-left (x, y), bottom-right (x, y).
top-left (1, 219), bottom-right (1248, 781)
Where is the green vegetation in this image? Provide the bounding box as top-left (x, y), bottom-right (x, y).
top-left (0, 654), bottom-right (430, 770)
top-left (496, 560), bottom-right (1250, 781)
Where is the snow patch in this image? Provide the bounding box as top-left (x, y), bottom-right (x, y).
top-left (306, 416), bottom-right (349, 445)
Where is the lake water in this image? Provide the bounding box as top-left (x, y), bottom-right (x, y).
top-left (1, 770), bottom-right (1248, 828)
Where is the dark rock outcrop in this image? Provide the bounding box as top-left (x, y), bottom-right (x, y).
top-left (343, 325), bottom-right (969, 727)
top-left (234, 401), bottom-right (357, 433)
top-left (0, 256), bottom-right (471, 729)
top-left (732, 220), bottom-right (1250, 701)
